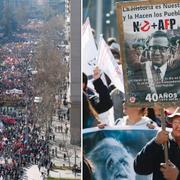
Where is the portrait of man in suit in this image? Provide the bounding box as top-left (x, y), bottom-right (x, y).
top-left (126, 30), bottom-right (180, 103)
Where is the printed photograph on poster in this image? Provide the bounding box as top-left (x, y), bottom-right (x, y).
top-left (117, 1), bottom-right (180, 105)
top-left (83, 128), bottom-right (158, 180)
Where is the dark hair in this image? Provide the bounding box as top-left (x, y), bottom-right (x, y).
top-left (139, 107), bottom-right (147, 116)
top-left (83, 156), bottom-right (93, 180)
top-left (151, 31), bottom-right (168, 38)
top-left (83, 73), bottom-right (88, 88)
top-left (132, 39), bottom-right (145, 49)
top-left (107, 37), bottom-right (117, 46)
top-left (146, 31), bottom-right (170, 47)
top-left (83, 93), bottom-right (100, 129)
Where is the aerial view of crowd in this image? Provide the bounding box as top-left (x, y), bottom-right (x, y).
top-left (0, 19), bottom-right (52, 179)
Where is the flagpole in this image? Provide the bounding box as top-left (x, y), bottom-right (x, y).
top-left (96, 0), bottom-right (103, 43)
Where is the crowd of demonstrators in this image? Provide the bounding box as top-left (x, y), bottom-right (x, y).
top-left (0, 20), bottom-right (54, 179)
top-left (82, 31), bottom-right (180, 129)
top-left (0, 119), bottom-right (52, 179)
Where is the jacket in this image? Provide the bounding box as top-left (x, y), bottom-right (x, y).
top-left (134, 137), bottom-right (180, 180)
top-left (127, 60), bottom-right (180, 103)
top-left (87, 78), bottom-right (113, 114)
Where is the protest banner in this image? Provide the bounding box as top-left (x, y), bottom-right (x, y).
top-left (116, 0), bottom-right (180, 106)
top-left (83, 127), bottom-right (158, 180)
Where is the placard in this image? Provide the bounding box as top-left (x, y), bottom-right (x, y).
top-left (83, 127), bottom-right (157, 180)
top-left (116, 0), bottom-right (180, 106)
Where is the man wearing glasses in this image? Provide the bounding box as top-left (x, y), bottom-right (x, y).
top-left (147, 31), bottom-right (172, 80)
top-left (143, 31), bottom-right (180, 95)
top-left (127, 30), bottom-right (180, 102)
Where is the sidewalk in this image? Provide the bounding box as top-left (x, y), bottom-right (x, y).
top-left (22, 165), bottom-right (81, 180)
top-left (49, 169), bottom-right (81, 179)
top-left (49, 115), bottom-right (81, 179)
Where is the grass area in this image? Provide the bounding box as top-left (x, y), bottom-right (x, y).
top-left (48, 177), bottom-right (80, 180)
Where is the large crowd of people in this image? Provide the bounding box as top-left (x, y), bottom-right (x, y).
top-left (0, 20), bottom-right (54, 179)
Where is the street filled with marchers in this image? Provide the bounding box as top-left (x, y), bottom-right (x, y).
top-left (0, 19), bottom-right (52, 179)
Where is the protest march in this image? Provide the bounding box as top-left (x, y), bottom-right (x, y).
top-left (83, 1), bottom-right (180, 180)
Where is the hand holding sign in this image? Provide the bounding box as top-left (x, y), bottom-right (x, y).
top-left (155, 130), bottom-right (169, 145)
top-left (160, 160), bottom-right (179, 180)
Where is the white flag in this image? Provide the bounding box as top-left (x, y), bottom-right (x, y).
top-left (82, 18), bottom-right (98, 90)
top-left (82, 18), bottom-right (98, 76)
top-left (97, 37), bottom-right (125, 93)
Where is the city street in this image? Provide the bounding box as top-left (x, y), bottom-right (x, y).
top-left (0, 1), bottom-right (77, 180)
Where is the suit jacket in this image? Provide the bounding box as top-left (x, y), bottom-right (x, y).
top-left (127, 60), bottom-right (180, 103)
top-left (134, 138), bottom-right (180, 180)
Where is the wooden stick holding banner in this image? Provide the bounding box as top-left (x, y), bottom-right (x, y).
top-left (161, 107), bottom-right (168, 163)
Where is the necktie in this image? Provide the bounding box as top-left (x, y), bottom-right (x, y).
top-left (156, 67), bottom-right (162, 82)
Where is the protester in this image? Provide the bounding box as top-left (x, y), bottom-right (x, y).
top-left (105, 39), bottom-right (125, 120)
top-left (105, 73), bottom-right (125, 121)
top-left (83, 66), bottom-right (113, 125)
top-left (134, 107), bottom-right (180, 180)
top-left (83, 86), bottom-right (106, 129)
top-left (40, 172), bottom-right (46, 180)
top-left (115, 104), bottom-right (157, 129)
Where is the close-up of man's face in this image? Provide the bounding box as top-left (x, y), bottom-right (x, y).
top-left (88, 138), bottom-right (135, 180)
top-left (172, 116), bottom-right (180, 139)
top-left (149, 36), bottom-right (170, 67)
top-left (104, 149), bottom-right (135, 180)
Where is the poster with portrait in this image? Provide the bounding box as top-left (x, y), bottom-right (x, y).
top-left (83, 127), bottom-right (157, 180)
top-left (116, 0), bottom-right (180, 106)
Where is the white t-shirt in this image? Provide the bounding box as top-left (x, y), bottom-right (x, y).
top-left (115, 116), bottom-right (157, 129)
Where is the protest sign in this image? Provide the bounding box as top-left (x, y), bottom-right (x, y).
top-left (116, 0), bottom-right (180, 106)
top-left (83, 127), bottom-right (157, 180)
